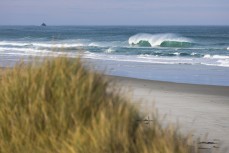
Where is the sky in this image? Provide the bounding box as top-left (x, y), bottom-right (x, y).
top-left (1, 0), bottom-right (229, 25)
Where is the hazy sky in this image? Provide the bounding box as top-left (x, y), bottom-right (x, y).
top-left (1, 0), bottom-right (229, 25)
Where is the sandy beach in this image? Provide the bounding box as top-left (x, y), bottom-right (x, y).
top-left (110, 75), bottom-right (229, 152)
top-left (1, 66), bottom-right (229, 152)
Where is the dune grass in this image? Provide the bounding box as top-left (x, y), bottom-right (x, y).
top-left (0, 57), bottom-right (195, 153)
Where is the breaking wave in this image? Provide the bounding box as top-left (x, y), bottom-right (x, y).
top-left (128, 33), bottom-right (193, 48)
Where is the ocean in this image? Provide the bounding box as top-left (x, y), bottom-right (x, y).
top-left (0, 26), bottom-right (229, 86)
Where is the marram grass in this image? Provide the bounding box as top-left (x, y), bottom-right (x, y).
top-left (0, 57), bottom-right (194, 153)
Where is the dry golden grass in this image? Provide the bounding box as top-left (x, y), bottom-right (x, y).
top-left (0, 68), bottom-right (5, 76)
top-left (0, 57), bottom-right (195, 153)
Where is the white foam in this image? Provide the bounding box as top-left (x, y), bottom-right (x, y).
top-left (174, 52), bottom-right (180, 56)
top-left (191, 53), bottom-right (196, 56)
top-left (204, 54), bottom-right (229, 59)
top-left (203, 54), bottom-right (211, 58)
top-left (128, 33), bottom-right (192, 47)
top-left (83, 52), bottom-right (196, 65)
top-left (212, 55), bottom-right (229, 59)
top-left (88, 41), bottom-right (125, 48)
top-left (105, 48), bottom-right (115, 53)
top-left (0, 40), bottom-right (86, 48)
top-left (32, 43), bottom-right (84, 48)
top-left (0, 46), bottom-right (79, 58)
top-left (0, 40), bottom-right (127, 49)
top-left (0, 47), bottom-right (50, 53)
top-left (82, 52), bottom-right (229, 68)
top-left (218, 59), bottom-right (229, 67)
top-left (227, 47), bottom-right (229, 50)
top-left (0, 41), bottom-right (31, 47)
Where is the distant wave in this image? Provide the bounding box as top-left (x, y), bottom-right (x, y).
top-left (128, 33), bottom-right (193, 48)
top-left (0, 46), bottom-right (78, 58)
top-left (0, 41), bottom-right (31, 47)
top-left (0, 41), bottom-right (85, 48)
top-left (0, 47), bottom-right (51, 53)
top-left (0, 40), bottom-right (126, 49)
top-left (32, 43), bottom-right (85, 48)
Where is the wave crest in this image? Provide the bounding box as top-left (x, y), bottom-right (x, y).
top-left (128, 33), bottom-right (193, 47)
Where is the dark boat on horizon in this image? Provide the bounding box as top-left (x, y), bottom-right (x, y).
top-left (41, 23), bottom-right (47, 26)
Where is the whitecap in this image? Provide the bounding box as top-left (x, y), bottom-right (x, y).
top-left (173, 52), bottom-right (180, 56)
top-left (105, 48), bottom-right (115, 53)
top-left (203, 54), bottom-right (211, 58)
top-left (191, 52), bottom-right (197, 56)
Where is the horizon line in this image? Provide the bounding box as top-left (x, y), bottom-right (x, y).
top-left (1, 24), bottom-right (229, 26)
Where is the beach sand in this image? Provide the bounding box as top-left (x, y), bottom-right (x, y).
top-left (109, 75), bottom-right (229, 153)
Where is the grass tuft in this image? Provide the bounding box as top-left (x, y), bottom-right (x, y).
top-left (0, 57), bottom-right (194, 153)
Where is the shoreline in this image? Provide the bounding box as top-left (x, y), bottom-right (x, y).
top-left (109, 75), bottom-right (229, 152)
top-left (107, 75), bottom-right (229, 96)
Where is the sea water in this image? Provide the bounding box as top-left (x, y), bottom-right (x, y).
top-left (0, 26), bottom-right (229, 85)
